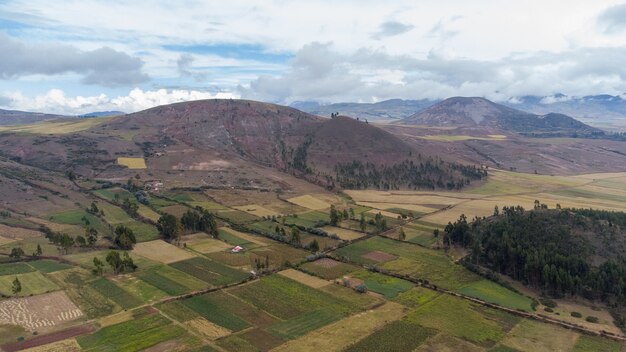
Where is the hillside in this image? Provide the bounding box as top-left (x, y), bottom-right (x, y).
top-left (402, 97), bottom-right (601, 136)
top-left (0, 108), bottom-right (71, 126)
top-left (292, 99), bottom-right (436, 120)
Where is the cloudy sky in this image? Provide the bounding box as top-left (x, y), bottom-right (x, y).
top-left (2, 0), bottom-right (626, 114)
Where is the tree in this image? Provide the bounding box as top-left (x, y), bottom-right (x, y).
top-left (93, 257), bottom-right (104, 275)
top-left (122, 198), bottom-right (139, 217)
top-left (106, 251), bottom-right (123, 274)
top-left (329, 205), bottom-right (340, 226)
top-left (86, 227), bottom-right (98, 246)
top-left (157, 214), bottom-right (180, 241)
top-left (398, 227), bottom-right (406, 241)
top-left (359, 212), bottom-right (366, 232)
top-left (9, 247), bottom-right (24, 259)
top-left (11, 277), bottom-right (21, 296)
top-left (59, 234), bottom-right (75, 254)
top-left (342, 209), bottom-right (349, 220)
top-left (75, 235), bottom-right (86, 247)
top-left (114, 225), bottom-right (136, 250)
top-left (122, 252), bottom-right (137, 272)
top-left (34, 244), bottom-right (42, 257)
top-left (309, 239), bottom-right (320, 252)
top-left (349, 208), bottom-right (355, 219)
top-left (181, 210), bottom-right (201, 231)
top-left (290, 227), bottom-right (301, 245)
top-left (88, 201), bottom-right (99, 214)
top-left (493, 205), bottom-right (499, 216)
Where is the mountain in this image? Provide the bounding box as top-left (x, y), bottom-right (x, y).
top-left (79, 111), bottom-right (125, 118)
top-left (402, 97), bottom-right (601, 135)
top-left (291, 99), bottom-right (437, 120)
top-left (0, 108), bottom-right (72, 126)
top-left (503, 94), bottom-right (626, 132)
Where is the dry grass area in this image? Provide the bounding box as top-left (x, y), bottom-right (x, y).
top-left (278, 269), bottom-right (331, 289)
top-left (501, 319), bottom-right (579, 352)
top-left (97, 310), bottom-right (134, 328)
top-left (0, 291), bottom-right (83, 331)
top-left (183, 233), bottom-right (232, 253)
top-left (359, 202), bottom-right (439, 214)
top-left (418, 134), bottom-right (508, 142)
top-left (320, 226), bottom-right (365, 241)
top-left (366, 209), bottom-right (402, 219)
top-left (234, 204), bottom-right (280, 217)
top-left (0, 117), bottom-right (112, 135)
top-left (270, 302), bottom-right (408, 352)
top-left (21, 338), bottom-right (81, 352)
top-left (132, 240), bottom-right (196, 264)
top-left (0, 224), bottom-right (41, 241)
top-left (286, 195), bottom-right (331, 210)
top-left (117, 157), bottom-right (147, 169)
top-left (185, 318), bottom-right (231, 341)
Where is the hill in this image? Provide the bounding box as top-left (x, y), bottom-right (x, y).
top-left (292, 99), bottom-right (436, 120)
top-left (402, 97), bottom-right (601, 136)
top-left (0, 108), bottom-right (71, 126)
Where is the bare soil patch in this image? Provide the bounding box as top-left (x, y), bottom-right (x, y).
top-left (362, 250), bottom-right (398, 263)
top-left (0, 291), bottom-right (83, 331)
top-left (1, 324), bottom-right (94, 352)
top-left (278, 269), bottom-right (331, 289)
top-left (311, 258), bottom-right (341, 268)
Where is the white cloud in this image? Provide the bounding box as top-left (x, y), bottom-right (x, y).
top-left (0, 88), bottom-right (239, 115)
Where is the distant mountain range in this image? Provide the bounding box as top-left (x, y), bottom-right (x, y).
top-left (401, 97), bottom-right (601, 136)
top-left (0, 109), bottom-right (70, 126)
top-left (293, 94), bottom-right (626, 131)
top-left (79, 111), bottom-right (125, 118)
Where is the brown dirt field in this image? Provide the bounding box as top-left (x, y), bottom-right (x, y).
top-left (133, 240), bottom-right (196, 264)
top-left (25, 217), bottom-right (81, 235)
top-left (21, 338), bottom-right (81, 352)
top-left (242, 328), bottom-right (285, 351)
top-left (278, 269), bottom-right (331, 289)
top-left (501, 319), bottom-right (579, 352)
top-left (0, 291), bottom-right (83, 331)
top-left (270, 302), bottom-right (409, 352)
top-left (1, 324), bottom-right (94, 352)
top-left (415, 333), bottom-right (483, 352)
top-left (362, 250), bottom-right (398, 263)
top-left (185, 318), bottom-right (230, 341)
top-left (311, 258), bottom-right (341, 268)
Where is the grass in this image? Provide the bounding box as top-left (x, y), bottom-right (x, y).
top-left (333, 236), bottom-right (480, 290)
top-left (48, 209), bottom-right (109, 236)
top-left (286, 195), bottom-right (330, 210)
top-left (283, 211), bottom-right (328, 228)
top-left (217, 228), bottom-right (252, 246)
top-left (458, 279), bottom-right (534, 312)
top-left (345, 320), bottom-right (436, 352)
top-left (169, 257), bottom-right (249, 286)
top-left (89, 277), bottom-right (143, 310)
top-left (49, 269), bottom-right (119, 318)
top-left (350, 270), bottom-right (415, 299)
top-left (406, 294), bottom-right (510, 346)
top-left (112, 275), bottom-right (168, 303)
top-left (229, 274), bottom-right (360, 320)
top-left (0, 262), bottom-right (35, 276)
top-left (269, 309), bottom-right (343, 340)
top-left (0, 117), bottom-right (113, 134)
top-left (77, 313), bottom-right (186, 351)
top-left (573, 334), bottom-right (622, 352)
top-left (0, 271), bottom-right (60, 296)
top-left (136, 265), bottom-right (207, 295)
top-left (393, 286), bottom-right (441, 308)
top-left (27, 259), bottom-right (73, 273)
top-left (502, 319), bottom-right (580, 352)
top-left (217, 210), bottom-right (260, 224)
top-left (117, 157), bottom-right (147, 169)
top-left (300, 259), bottom-right (359, 280)
top-left (182, 295), bottom-right (251, 331)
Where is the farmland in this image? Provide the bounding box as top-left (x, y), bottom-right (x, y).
top-left (116, 157), bottom-right (147, 169)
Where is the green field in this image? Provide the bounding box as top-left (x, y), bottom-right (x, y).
top-left (90, 277), bottom-right (143, 309)
top-left (268, 309), bottom-right (342, 339)
top-left (48, 209), bottom-right (110, 235)
top-left (393, 286), bottom-right (441, 308)
top-left (0, 271), bottom-right (60, 296)
top-left (333, 236), bottom-right (480, 290)
top-left (345, 320), bottom-right (436, 352)
top-left (137, 265), bottom-right (207, 295)
top-left (217, 210), bottom-right (260, 224)
top-left (573, 334), bottom-right (622, 352)
top-left (458, 279), bottom-right (534, 312)
top-left (283, 211), bottom-right (328, 228)
top-left (351, 270), bottom-right (415, 299)
top-left (49, 268), bottom-right (120, 318)
top-left (300, 260), bottom-right (359, 280)
top-left (169, 257), bottom-right (249, 286)
top-left (77, 313), bottom-right (187, 351)
top-left (27, 259), bottom-right (73, 273)
top-left (217, 228), bottom-right (254, 246)
top-left (0, 262), bottom-right (35, 276)
top-left (183, 294), bottom-right (251, 331)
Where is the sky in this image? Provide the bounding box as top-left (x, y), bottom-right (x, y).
top-left (1, 0), bottom-right (626, 114)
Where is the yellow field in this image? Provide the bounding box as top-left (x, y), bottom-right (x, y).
top-left (418, 134), bottom-right (507, 142)
top-left (137, 205), bottom-right (161, 222)
top-left (117, 157), bottom-right (147, 169)
top-left (22, 338), bottom-right (81, 352)
top-left (348, 170), bottom-right (626, 225)
top-left (183, 233), bottom-right (232, 253)
top-left (185, 318), bottom-right (231, 340)
top-left (270, 302), bottom-right (408, 352)
top-left (320, 226), bottom-right (365, 241)
top-left (0, 117), bottom-right (113, 135)
top-left (132, 240), bottom-right (196, 263)
top-left (366, 209), bottom-right (403, 219)
top-left (278, 269), bottom-right (331, 288)
top-left (286, 195), bottom-right (331, 210)
top-left (234, 204), bottom-right (280, 217)
top-left (97, 309), bottom-right (134, 327)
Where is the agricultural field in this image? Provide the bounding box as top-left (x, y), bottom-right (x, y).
top-left (132, 240), bottom-right (196, 264)
top-left (116, 157), bottom-right (147, 169)
top-left (299, 258), bottom-right (360, 280)
top-left (233, 204), bottom-right (280, 217)
top-left (286, 195), bottom-right (331, 210)
top-left (319, 226), bottom-right (365, 241)
top-left (0, 117), bottom-right (112, 135)
top-left (278, 269), bottom-right (331, 289)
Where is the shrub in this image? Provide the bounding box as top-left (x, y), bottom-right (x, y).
top-left (544, 307), bottom-right (554, 313)
top-left (570, 311), bottom-right (582, 318)
top-left (539, 298), bottom-right (557, 308)
top-left (355, 284), bottom-right (368, 293)
top-left (586, 316), bottom-right (599, 323)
